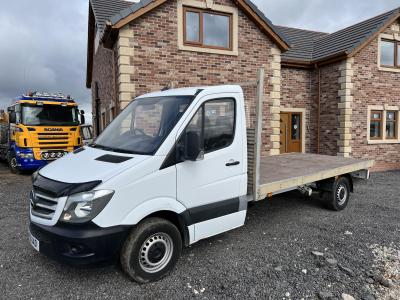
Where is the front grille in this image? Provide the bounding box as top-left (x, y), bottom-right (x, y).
top-left (41, 150), bottom-right (68, 161)
top-left (37, 132), bottom-right (69, 146)
top-left (30, 189), bottom-right (59, 220)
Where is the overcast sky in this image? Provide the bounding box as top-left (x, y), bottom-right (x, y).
top-left (0, 0), bottom-right (399, 117)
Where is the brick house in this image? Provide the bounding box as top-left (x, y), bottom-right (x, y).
top-left (86, 0), bottom-right (400, 171)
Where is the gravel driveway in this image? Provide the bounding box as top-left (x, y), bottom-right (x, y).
top-left (0, 162), bottom-right (399, 300)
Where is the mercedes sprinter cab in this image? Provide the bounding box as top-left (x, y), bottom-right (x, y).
top-left (30, 85), bottom-right (248, 282)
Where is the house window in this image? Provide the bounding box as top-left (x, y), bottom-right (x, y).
top-left (368, 107), bottom-right (400, 144)
top-left (386, 111), bottom-right (397, 139)
top-left (398, 44), bottom-right (400, 65)
top-left (370, 111), bottom-right (383, 139)
top-left (183, 6), bottom-right (232, 50)
top-left (380, 40), bottom-right (399, 68)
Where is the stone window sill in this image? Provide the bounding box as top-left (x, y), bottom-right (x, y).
top-left (178, 44), bottom-right (238, 56)
top-left (378, 66), bottom-right (400, 73)
top-left (368, 139), bottom-right (400, 145)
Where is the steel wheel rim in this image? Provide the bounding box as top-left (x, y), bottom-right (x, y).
top-left (139, 233), bottom-right (173, 273)
top-left (337, 184), bottom-right (348, 206)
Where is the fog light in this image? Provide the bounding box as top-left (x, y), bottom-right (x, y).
top-left (62, 213), bottom-right (72, 221)
top-left (71, 245), bottom-right (83, 254)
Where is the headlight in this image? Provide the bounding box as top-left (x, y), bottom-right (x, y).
top-left (18, 152), bottom-right (34, 159)
top-left (61, 190), bottom-right (114, 224)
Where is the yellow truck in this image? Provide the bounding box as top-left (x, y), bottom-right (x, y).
top-left (0, 92), bottom-right (84, 173)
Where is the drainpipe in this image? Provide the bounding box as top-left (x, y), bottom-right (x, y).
top-left (315, 64), bottom-right (321, 154)
top-left (111, 48), bottom-right (119, 115)
top-left (104, 47), bottom-right (119, 116)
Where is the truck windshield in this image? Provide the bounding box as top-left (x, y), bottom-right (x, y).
top-left (93, 96), bottom-right (193, 155)
top-left (21, 104), bottom-right (79, 126)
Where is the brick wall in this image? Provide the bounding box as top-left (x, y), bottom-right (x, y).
top-left (91, 45), bottom-right (118, 135)
top-left (318, 62), bottom-right (342, 156)
top-left (281, 66), bottom-right (318, 153)
top-left (352, 20), bottom-right (400, 171)
top-left (90, 0), bottom-right (400, 170)
top-left (125, 0), bottom-right (277, 156)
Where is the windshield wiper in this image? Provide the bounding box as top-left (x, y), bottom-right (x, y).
top-left (89, 143), bottom-right (117, 152)
top-left (89, 143), bottom-right (146, 155)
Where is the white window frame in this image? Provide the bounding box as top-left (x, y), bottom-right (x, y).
top-left (367, 105), bottom-right (400, 144)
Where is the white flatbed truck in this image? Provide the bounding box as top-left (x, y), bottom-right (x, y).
top-left (29, 83), bottom-right (373, 283)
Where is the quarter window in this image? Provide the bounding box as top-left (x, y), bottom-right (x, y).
top-left (370, 111), bottom-right (383, 139)
top-left (183, 7), bottom-right (232, 50)
top-left (380, 40), bottom-right (399, 68)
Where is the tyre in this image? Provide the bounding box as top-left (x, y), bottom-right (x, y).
top-left (8, 151), bottom-right (20, 174)
top-left (327, 177), bottom-right (350, 211)
top-left (120, 217), bottom-right (182, 283)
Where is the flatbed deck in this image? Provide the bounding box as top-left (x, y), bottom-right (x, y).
top-left (256, 153), bottom-right (374, 199)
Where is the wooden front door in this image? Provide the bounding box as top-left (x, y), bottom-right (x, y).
top-left (280, 112), bottom-right (302, 153)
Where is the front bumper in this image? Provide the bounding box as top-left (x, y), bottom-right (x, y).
top-left (29, 221), bottom-right (131, 265)
top-left (17, 157), bottom-right (47, 171)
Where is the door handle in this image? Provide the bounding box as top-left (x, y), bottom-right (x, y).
top-left (226, 160), bottom-right (240, 167)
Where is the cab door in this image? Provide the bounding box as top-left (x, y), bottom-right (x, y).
top-left (176, 95), bottom-right (247, 243)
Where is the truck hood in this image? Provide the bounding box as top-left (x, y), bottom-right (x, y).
top-left (39, 146), bottom-right (150, 184)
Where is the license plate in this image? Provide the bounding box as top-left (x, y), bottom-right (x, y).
top-left (29, 232), bottom-right (40, 252)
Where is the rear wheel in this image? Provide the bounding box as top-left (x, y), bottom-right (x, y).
top-left (327, 177), bottom-right (350, 211)
top-left (120, 217), bottom-right (182, 283)
top-left (8, 152), bottom-right (20, 174)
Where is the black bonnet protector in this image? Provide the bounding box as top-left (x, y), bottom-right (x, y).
top-left (33, 174), bottom-right (102, 198)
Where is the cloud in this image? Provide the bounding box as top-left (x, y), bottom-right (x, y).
top-left (0, 0), bottom-right (399, 119)
top-left (0, 0), bottom-right (90, 113)
top-left (252, 0), bottom-right (400, 32)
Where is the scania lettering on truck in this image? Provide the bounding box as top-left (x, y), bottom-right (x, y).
top-left (29, 85), bottom-right (373, 283)
top-left (0, 92), bottom-right (85, 173)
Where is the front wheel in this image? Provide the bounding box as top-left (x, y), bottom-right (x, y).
top-left (327, 177), bottom-right (351, 211)
top-left (120, 217), bottom-right (182, 283)
top-left (8, 152), bottom-right (20, 174)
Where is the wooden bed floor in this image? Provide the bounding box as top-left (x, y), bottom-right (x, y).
top-left (258, 153), bottom-right (374, 195)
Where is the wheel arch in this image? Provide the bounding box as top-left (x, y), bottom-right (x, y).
top-left (116, 198), bottom-right (191, 247)
top-left (143, 211), bottom-right (190, 247)
top-left (341, 174), bottom-right (354, 193)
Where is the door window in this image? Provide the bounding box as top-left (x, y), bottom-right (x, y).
top-left (183, 98), bottom-right (236, 154)
top-left (204, 99), bottom-right (235, 152)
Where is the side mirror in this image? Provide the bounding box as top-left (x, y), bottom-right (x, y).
top-left (9, 112), bottom-right (16, 124)
top-left (183, 131), bottom-right (203, 161)
top-left (80, 111), bottom-right (86, 125)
